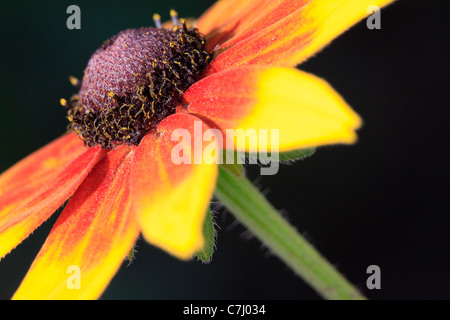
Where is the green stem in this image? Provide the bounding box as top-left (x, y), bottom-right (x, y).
top-left (214, 166), bottom-right (366, 300)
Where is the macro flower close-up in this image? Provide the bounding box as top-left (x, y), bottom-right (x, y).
top-left (1, 0), bottom-right (448, 302)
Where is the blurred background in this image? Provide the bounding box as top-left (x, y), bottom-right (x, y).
top-left (0, 0), bottom-right (448, 299)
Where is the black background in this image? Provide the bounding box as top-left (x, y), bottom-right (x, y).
top-left (0, 0), bottom-right (448, 299)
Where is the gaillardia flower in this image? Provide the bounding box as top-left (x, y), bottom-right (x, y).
top-left (0, 0), bottom-right (394, 299)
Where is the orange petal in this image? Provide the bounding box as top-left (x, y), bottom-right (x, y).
top-left (196, 0), bottom-right (254, 35)
top-left (183, 65), bottom-right (361, 152)
top-left (131, 113), bottom-right (218, 260)
top-left (202, 0), bottom-right (396, 76)
top-left (13, 146), bottom-right (139, 300)
top-left (0, 133), bottom-right (105, 259)
top-left (197, 0), bottom-right (276, 50)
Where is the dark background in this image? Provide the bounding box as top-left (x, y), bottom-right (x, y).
top-left (0, 0), bottom-right (448, 300)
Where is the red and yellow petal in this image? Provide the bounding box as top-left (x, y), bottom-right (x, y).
top-left (201, 0), bottom-right (396, 76)
top-left (131, 113), bottom-right (218, 260)
top-left (196, 0), bottom-right (257, 36)
top-left (0, 133), bottom-right (105, 259)
top-left (216, 0), bottom-right (307, 49)
top-left (13, 146), bottom-right (139, 300)
top-left (197, 0), bottom-right (276, 50)
top-left (183, 65), bottom-right (361, 152)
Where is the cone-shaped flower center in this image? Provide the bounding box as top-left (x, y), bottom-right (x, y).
top-left (66, 24), bottom-right (211, 149)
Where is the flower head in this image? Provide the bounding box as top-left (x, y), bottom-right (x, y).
top-left (0, 0), bottom-right (395, 299)
top-left (66, 24), bottom-right (211, 149)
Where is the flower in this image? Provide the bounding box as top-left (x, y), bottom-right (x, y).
top-left (0, 0), bottom-right (395, 299)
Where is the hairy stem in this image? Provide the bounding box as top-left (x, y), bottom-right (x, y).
top-left (214, 166), bottom-right (365, 300)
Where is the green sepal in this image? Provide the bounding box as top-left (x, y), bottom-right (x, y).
top-left (278, 147), bottom-right (316, 162)
top-left (126, 245), bottom-right (135, 266)
top-left (247, 147), bottom-right (316, 163)
top-left (195, 207), bottom-right (216, 263)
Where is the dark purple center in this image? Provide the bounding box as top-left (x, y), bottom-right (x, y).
top-left (65, 24), bottom-right (211, 149)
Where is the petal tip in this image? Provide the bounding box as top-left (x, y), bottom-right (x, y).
top-left (140, 228), bottom-right (204, 261)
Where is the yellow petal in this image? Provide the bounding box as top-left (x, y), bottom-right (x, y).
top-left (202, 0), bottom-right (397, 75)
top-left (13, 146), bottom-right (139, 300)
top-left (0, 134), bottom-right (105, 260)
top-left (286, 0), bottom-right (397, 66)
top-left (239, 67), bottom-right (362, 151)
top-left (183, 65), bottom-right (361, 152)
top-left (131, 114), bottom-right (218, 260)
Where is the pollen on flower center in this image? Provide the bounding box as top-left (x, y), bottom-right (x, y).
top-left (65, 23), bottom-right (212, 149)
